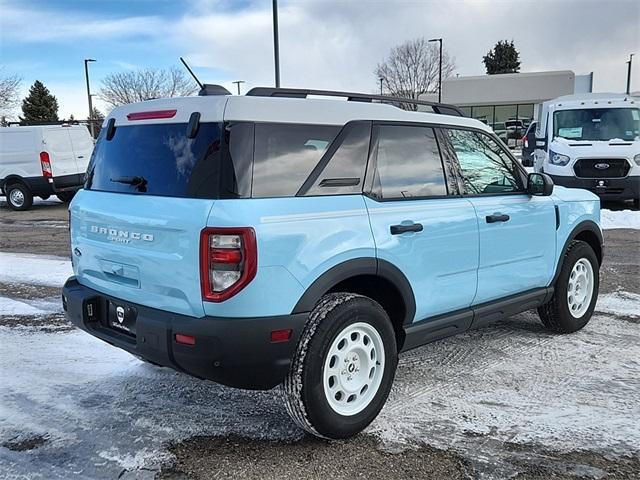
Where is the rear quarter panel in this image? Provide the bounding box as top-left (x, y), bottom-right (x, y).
top-left (203, 195), bottom-right (375, 318)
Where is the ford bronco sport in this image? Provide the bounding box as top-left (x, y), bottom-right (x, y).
top-left (63, 86), bottom-right (603, 439)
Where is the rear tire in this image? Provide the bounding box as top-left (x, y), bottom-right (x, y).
top-left (6, 183), bottom-right (33, 211)
top-left (56, 191), bottom-right (75, 203)
top-left (283, 293), bottom-right (398, 439)
top-left (538, 240), bottom-right (599, 333)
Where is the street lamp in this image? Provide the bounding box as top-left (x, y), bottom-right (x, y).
top-left (232, 80), bottom-right (246, 95)
top-left (379, 77), bottom-right (383, 95)
top-left (428, 38), bottom-right (443, 103)
top-left (272, 0), bottom-right (281, 87)
top-left (84, 59), bottom-right (96, 138)
top-left (626, 53), bottom-right (635, 95)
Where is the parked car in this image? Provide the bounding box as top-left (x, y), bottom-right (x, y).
top-left (505, 119), bottom-right (525, 148)
top-left (0, 124), bottom-right (93, 210)
top-left (521, 121), bottom-right (538, 166)
top-left (63, 87), bottom-right (603, 440)
top-left (492, 121), bottom-right (508, 145)
top-left (534, 93), bottom-right (640, 206)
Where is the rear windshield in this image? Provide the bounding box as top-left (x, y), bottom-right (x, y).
top-left (86, 122), bottom-right (223, 198)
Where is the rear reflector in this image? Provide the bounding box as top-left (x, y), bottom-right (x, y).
top-left (270, 329), bottom-right (292, 343)
top-left (40, 151), bottom-right (52, 178)
top-left (127, 109), bottom-right (177, 121)
top-left (175, 333), bottom-right (196, 346)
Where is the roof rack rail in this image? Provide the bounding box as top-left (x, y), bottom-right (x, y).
top-left (245, 87), bottom-right (465, 117)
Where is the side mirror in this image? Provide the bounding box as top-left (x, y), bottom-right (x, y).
top-left (527, 172), bottom-right (554, 196)
top-left (535, 137), bottom-right (547, 149)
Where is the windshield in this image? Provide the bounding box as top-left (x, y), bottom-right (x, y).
top-left (553, 107), bottom-right (640, 141)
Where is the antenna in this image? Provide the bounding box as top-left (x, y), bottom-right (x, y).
top-left (180, 57), bottom-right (204, 89)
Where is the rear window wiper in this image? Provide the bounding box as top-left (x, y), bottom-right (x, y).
top-left (110, 176), bottom-right (148, 192)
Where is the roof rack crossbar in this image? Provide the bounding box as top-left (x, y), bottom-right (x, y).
top-left (245, 87), bottom-right (465, 116)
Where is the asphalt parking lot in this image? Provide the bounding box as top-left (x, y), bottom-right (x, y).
top-left (1, 200), bottom-right (639, 480)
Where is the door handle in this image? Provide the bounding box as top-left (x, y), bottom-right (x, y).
top-left (486, 214), bottom-right (510, 223)
top-left (390, 223), bottom-right (423, 235)
top-left (77, 155), bottom-right (84, 159)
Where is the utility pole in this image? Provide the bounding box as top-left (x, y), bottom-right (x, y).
top-left (272, 0), bottom-right (281, 87)
top-left (428, 38), bottom-right (443, 103)
top-left (84, 59), bottom-right (96, 138)
top-left (626, 53), bottom-right (634, 95)
top-left (232, 80), bottom-right (245, 95)
top-left (379, 78), bottom-right (383, 95)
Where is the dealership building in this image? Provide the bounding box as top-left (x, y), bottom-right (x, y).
top-left (420, 70), bottom-right (594, 129)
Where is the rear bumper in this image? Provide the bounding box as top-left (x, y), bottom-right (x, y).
top-left (62, 277), bottom-right (307, 390)
top-left (1, 174), bottom-right (85, 196)
top-left (549, 174), bottom-right (640, 201)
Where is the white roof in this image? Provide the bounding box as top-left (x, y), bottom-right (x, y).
top-left (546, 92), bottom-right (638, 110)
top-left (105, 94), bottom-right (491, 132)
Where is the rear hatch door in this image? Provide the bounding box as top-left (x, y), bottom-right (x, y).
top-left (71, 112), bottom-right (225, 317)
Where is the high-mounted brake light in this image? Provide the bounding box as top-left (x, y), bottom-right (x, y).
top-left (40, 151), bottom-right (52, 178)
top-left (200, 227), bottom-right (257, 302)
top-left (126, 109), bottom-right (177, 121)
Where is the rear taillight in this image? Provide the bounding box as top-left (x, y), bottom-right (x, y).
top-left (523, 137), bottom-right (529, 149)
top-left (40, 151), bottom-right (52, 177)
top-left (200, 227), bottom-right (257, 302)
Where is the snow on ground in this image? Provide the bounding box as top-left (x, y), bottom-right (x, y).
top-left (0, 296), bottom-right (63, 316)
top-left (0, 252), bottom-right (72, 288)
top-left (597, 291), bottom-right (640, 318)
top-left (601, 208), bottom-right (640, 230)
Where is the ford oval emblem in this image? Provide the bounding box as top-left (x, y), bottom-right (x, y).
top-left (594, 163), bottom-right (610, 170)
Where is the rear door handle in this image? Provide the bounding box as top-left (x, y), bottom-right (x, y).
top-left (486, 214), bottom-right (510, 223)
top-left (390, 223), bottom-right (423, 235)
top-left (77, 155), bottom-right (84, 159)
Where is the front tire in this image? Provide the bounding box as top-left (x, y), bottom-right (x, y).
top-left (538, 240), bottom-right (599, 333)
top-left (6, 183), bottom-right (33, 211)
top-left (283, 293), bottom-right (398, 439)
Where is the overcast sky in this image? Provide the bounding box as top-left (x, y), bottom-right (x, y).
top-left (1, 0), bottom-right (638, 119)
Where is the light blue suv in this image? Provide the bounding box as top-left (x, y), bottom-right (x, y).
top-left (63, 87), bottom-right (603, 439)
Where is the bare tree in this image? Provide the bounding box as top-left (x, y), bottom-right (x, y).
top-left (375, 38), bottom-right (456, 110)
top-left (98, 66), bottom-right (198, 108)
top-left (0, 68), bottom-right (22, 113)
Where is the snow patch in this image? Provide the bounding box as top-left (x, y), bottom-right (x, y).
top-left (596, 291), bottom-right (640, 318)
top-left (0, 297), bottom-right (47, 316)
top-left (0, 252), bottom-right (72, 287)
top-left (601, 209), bottom-right (640, 230)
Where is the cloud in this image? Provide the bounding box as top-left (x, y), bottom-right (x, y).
top-left (0, 2), bottom-right (165, 42)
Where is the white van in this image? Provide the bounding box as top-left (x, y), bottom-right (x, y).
top-left (0, 124), bottom-right (94, 210)
top-left (534, 93), bottom-right (640, 206)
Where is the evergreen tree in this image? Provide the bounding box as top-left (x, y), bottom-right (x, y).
top-left (483, 40), bottom-right (521, 75)
top-left (21, 80), bottom-right (59, 121)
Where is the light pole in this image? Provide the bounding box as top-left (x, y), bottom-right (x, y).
top-left (232, 80), bottom-right (246, 95)
top-left (272, 0), bottom-right (281, 87)
top-left (379, 77), bottom-right (383, 95)
top-left (626, 53), bottom-right (634, 95)
top-left (84, 59), bottom-right (96, 137)
top-left (428, 38), bottom-right (443, 103)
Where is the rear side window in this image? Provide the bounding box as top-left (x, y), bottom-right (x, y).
top-left (252, 123), bottom-right (340, 198)
top-left (370, 125), bottom-right (447, 199)
top-left (86, 123), bottom-right (222, 198)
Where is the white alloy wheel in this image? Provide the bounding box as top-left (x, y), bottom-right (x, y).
top-left (322, 322), bottom-right (385, 416)
top-left (9, 188), bottom-right (25, 207)
top-left (567, 258), bottom-right (594, 318)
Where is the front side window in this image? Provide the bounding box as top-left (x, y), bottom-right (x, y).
top-left (443, 128), bottom-right (524, 195)
top-left (553, 108), bottom-right (640, 141)
top-left (252, 123), bottom-right (340, 198)
top-left (370, 125), bottom-right (447, 199)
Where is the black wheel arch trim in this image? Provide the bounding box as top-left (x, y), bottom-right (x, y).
top-left (291, 257), bottom-right (417, 325)
top-left (551, 220), bottom-right (603, 288)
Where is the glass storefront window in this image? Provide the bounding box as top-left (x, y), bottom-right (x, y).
top-left (471, 106), bottom-right (494, 126)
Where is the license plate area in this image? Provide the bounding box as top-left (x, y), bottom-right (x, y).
top-left (106, 300), bottom-right (137, 336)
top-left (594, 179), bottom-right (608, 189)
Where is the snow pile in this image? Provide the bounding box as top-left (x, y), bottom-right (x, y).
top-left (0, 252), bottom-right (72, 287)
top-left (601, 209), bottom-right (640, 230)
top-left (596, 291), bottom-right (640, 317)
